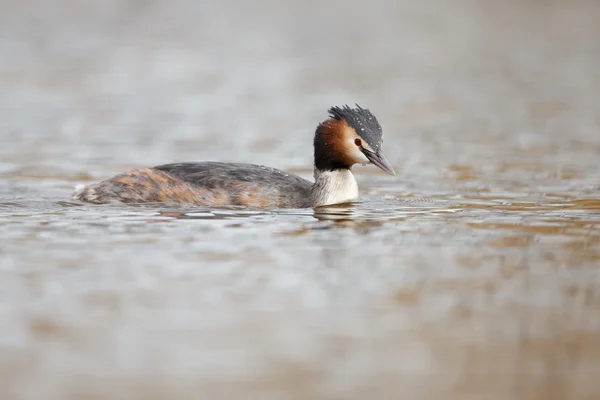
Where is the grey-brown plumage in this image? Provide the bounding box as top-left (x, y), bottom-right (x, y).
top-left (73, 104), bottom-right (395, 208)
top-left (156, 162), bottom-right (314, 208)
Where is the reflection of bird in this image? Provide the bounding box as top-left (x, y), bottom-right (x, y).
top-left (73, 105), bottom-right (395, 208)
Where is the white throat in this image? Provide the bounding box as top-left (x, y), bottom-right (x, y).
top-left (311, 169), bottom-right (359, 207)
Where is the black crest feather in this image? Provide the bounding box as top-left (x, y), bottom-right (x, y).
top-left (313, 104), bottom-right (385, 171)
top-left (328, 104), bottom-right (383, 153)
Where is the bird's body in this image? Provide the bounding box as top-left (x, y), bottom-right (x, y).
top-left (73, 105), bottom-right (395, 209)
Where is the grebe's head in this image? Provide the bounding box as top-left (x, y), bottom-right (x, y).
top-left (314, 104), bottom-right (395, 175)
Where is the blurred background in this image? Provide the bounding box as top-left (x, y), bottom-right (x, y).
top-left (0, 0), bottom-right (599, 399)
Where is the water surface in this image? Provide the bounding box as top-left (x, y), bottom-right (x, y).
top-left (1, 0), bottom-right (599, 399)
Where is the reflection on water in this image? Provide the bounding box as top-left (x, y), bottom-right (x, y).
top-left (1, 194), bottom-right (599, 399)
top-left (2, 0), bottom-right (600, 399)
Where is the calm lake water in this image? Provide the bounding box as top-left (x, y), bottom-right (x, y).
top-left (1, 0), bottom-right (599, 399)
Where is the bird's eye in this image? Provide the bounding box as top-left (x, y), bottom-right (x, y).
top-left (354, 138), bottom-right (362, 147)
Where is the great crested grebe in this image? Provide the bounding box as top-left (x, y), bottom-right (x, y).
top-left (73, 105), bottom-right (395, 208)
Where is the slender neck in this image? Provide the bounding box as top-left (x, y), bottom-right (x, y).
top-left (310, 167), bottom-right (359, 207)
top-left (310, 120), bottom-right (359, 206)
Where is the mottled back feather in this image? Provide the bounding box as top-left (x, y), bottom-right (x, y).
top-left (154, 162), bottom-right (313, 208)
